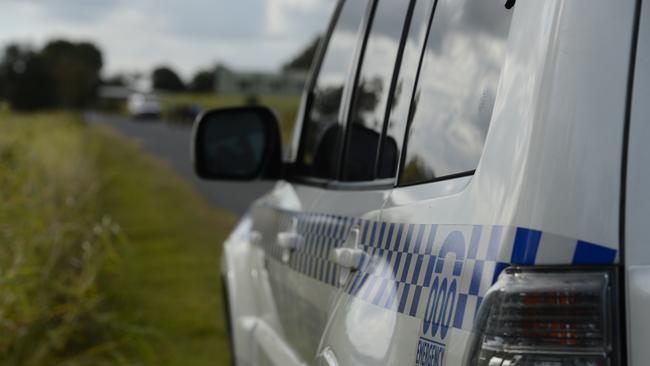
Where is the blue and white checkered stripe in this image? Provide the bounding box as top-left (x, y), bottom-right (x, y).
top-left (260, 212), bottom-right (362, 286)
top-left (343, 223), bottom-right (508, 329)
top-left (256, 211), bottom-right (618, 332)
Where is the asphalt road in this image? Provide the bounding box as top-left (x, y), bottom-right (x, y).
top-left (86, 112), bottom-right (274, 215)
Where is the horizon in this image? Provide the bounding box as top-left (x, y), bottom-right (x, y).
top-left (0, 0), bottom-right (335, 80)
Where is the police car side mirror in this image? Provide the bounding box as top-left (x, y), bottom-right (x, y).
top-left (192, 106), bottom-right (282, 181)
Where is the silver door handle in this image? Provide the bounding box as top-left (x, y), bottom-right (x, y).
top-left (277, 232), bottom-right (303, 250)
top-left (330, 247), bottom-right (364, 270)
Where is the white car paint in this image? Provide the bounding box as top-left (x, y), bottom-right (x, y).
top-left (218, 0), bottom-right (644, 365)
top-left (625, 0), bottom-right (649, 363)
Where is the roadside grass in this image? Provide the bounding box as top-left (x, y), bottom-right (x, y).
top-left (92, 124), bottom-right (236, 365)
top-left (159, 93), bottom-right (301, 144)
top-left (0, 112), bottom-right (123, 365)
top-left (0, 111), bottom-right (236, 365)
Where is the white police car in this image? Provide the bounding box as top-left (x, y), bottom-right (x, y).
top-left (192, 0), bottom-right (649, 364)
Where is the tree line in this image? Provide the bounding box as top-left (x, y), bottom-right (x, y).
top-left (148, 36), bottom-right (321, 93)
top-left (0, 40), bottom-right (217, 111)
top-left (0, 40), bottom-right (102, 111)
top-left (0, 36), bottom-right (321, 111)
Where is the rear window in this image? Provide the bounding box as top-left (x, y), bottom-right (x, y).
top-left (377, 0), bottom-right (435, 179)
top-left (297, 0), bottom-right (371, 179)
top-left (340, 0), bottom-right (413, 181)
top-left (399, 0), bottom-right (513, 186)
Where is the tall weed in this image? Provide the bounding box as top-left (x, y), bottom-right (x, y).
top-left (0, 112), bottom-right (123, 365)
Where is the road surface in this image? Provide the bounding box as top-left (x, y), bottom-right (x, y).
top-left (86, 112), bottom-right (274, 215)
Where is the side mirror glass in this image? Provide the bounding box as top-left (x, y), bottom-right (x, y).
top-left (192, 106), bottom-right (282, 180)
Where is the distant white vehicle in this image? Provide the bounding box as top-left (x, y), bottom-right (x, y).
top-left (127, 93), bottom-right (161, 118)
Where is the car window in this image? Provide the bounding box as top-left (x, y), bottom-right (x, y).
top-left (340, 0), bottom-right (413, 182)
top-left (376, 0), bottom-right (435, 179)
top-left (399, 0), bottom-right (513, 186)
top-left (297, 0), bottom-right (371, 179)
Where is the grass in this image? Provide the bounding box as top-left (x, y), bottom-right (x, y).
top-left (100, 92), bottom-right (301, 146)
top-left (0, 111), bottom-right (236, 365)
top-left (159, 93), bottom-right (301, 145)
top-left (93, 124), bottom-right (236, 365)
top-left (0, 112), bottom-right (122, 365)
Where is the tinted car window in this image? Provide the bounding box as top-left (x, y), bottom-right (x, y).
top-left (377, 0), bottom-right (435, 179)
top-left (341, 0), bottom-right (412, 181)
top-left (399, 0), bottom-right (512, 185)
top-left (298, 0), bottom-right (371, 179)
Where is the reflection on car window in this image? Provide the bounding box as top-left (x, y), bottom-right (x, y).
top-left (399, 0), bottom-right (512, 186)
top-left (341, 0), bottom-right (412, 182)
top-left (377, 0), bottom-right (434, 179)
top-left (298, 0), bottom-right (371, 179)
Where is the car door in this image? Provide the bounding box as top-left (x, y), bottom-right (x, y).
top-left (245, 0), bottom-right (385, 363)
top-left (316, 0), bottom-right (514, 365)
top-left (248, 0), bottom-right (435, 363)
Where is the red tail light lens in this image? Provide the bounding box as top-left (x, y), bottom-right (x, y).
top-left (467, 269), bottom-right (618, 366)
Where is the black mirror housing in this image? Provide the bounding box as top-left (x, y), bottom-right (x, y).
top-left (192, 106), bottom-right (283, 181)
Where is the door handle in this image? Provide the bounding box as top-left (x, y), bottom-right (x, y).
top-left (276, 218), bottom-right (303, 263)
top-left (330, 247), bottom-right (364, 270)
top-left (277, 232), bottom-right (303, 264)
top-left (343, 226), bottom-right (360, 248)
top-left (330, 226), bottom-right (365, 286)
top-left (277, 232), bottom-right (303, 250)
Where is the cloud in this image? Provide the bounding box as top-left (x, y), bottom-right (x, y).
top-left (267, 0), bottom-right (334, 36)
top-left (0, 0), bottom-right (335, 77)
top-left (150, 0), bottom-right (268, 40)
top-left (26, 0), bottom-right (123, 23)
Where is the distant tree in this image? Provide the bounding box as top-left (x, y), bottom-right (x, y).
top-left (283, 36), bottom-right (322, 71)
top-left (42, 39), bottom-right (103, 108)
top-left (0, 44), bottom-right (56, 111)
top-left (152, 66), bottom-right (185, 92)
top-left (189, 70), bottom-right (215, 92)
top-left (0, 49), bottom-right (6, 100)
top-left (0, 40), bottom-right (103, 110)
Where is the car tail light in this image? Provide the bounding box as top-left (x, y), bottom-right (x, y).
top-left (467, 268), bottom-right (619, 366)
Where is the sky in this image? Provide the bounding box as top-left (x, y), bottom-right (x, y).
top-left (0, 0), bottom-right (335, 79)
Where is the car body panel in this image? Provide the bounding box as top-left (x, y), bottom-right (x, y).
top-left (227, 180), bottom-right (390, 364)
top-left (224, 182), bottom-right (323, 366)
top-left (316, 1), bottom-right (634, 363)
top-left (625, 0), bottom-right (649, 364)
top-left (221, 0), bottom-right (641, 365)
top-left (256, 187), bottom-right (389, 363)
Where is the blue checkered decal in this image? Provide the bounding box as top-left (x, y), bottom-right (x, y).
top-left (255, 210), bottom-right (618, 332)
top-left (260, 212), bottom-right (362, 287)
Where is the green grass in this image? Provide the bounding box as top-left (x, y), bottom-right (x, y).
top-left (0, 111), bottom-right (236, 365)
top-left (93, 125), bottom-right (236, 365)
top-left (160, 93), bottom-right (301, 145)
top-left (0, 112), bottom-right (122, 365)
